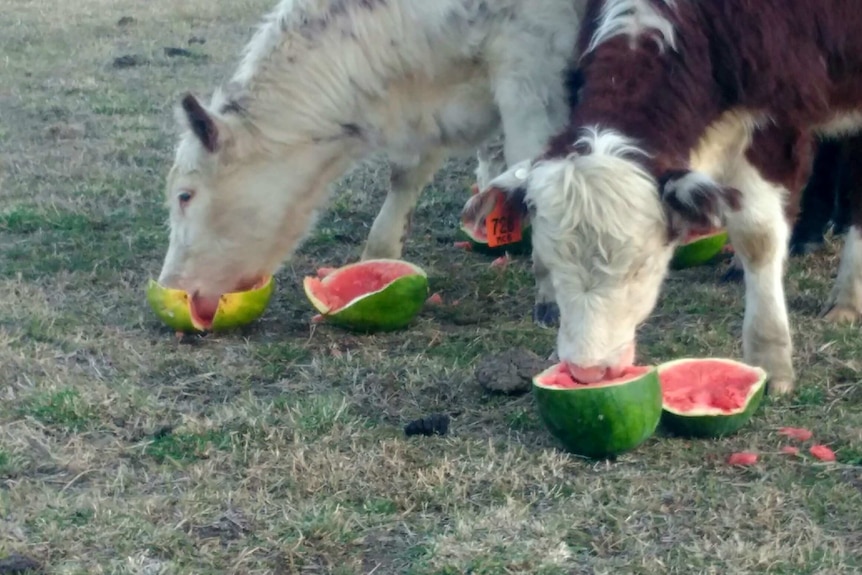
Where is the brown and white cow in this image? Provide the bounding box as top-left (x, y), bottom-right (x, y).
top-left (463, 0), bottom-right (862, 396)
top-left (155, 0), bottom-right (587, 329)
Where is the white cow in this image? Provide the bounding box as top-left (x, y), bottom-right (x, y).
top-left (156, 0), bottom-right (586, 328)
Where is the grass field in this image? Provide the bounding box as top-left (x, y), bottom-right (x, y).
top-left (2, 0), bottom-right (862, 573)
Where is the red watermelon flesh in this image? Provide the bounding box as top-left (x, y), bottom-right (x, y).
top-left (305, 260), bottom-right (420, 311)
top-left (682, 229), bottom-right (720, 244)
top-left (537, 363), bottom-right (653, 389)
top-left (661, 359), bottom-right (761, 413)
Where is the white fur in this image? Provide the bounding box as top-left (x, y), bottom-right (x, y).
top-left (722, 156), bottom-right (795, 389)
top-left (158, 0), bottom-right (586, 307)
top-left (585, 0), bottom-right (678, 55)
top-left (498, 128), bottom-right (671, 369)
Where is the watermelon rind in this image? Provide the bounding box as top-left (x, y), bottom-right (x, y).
top-left (146, 275), bottom-right (275, 332)
top-left (302, 259), bottom-right (429, 333)
top-left (657, 357), bottom-right (767, 438)
top-left (532, 365), bottom-right (663, 459)
top-left (670, 229), bottom-right (729, 270)
top-left (456, 222), bottom-right (533, 256)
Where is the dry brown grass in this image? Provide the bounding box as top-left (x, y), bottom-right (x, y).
top-left (1, 0), bottom-right (861, 573)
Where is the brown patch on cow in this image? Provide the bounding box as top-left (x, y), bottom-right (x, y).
top-left (545, 0), bottom-right (862, 210)
top-left (734, 230), bottom-right (776, 268)
top-left (745, 125), bottom-right (816, 227)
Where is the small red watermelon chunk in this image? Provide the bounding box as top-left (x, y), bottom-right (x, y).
top-left (809, 445), bottom-right (836, 462)
top-left (727, 452), bottom-right (758, 466)
top-left (425, 292), bottom-right (444, 306)
top-left (778, 427), bottom-right (813, 442)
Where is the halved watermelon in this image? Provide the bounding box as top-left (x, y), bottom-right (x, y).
top-left (658, 358), bottom-right (767, 438)
top-left (146, 275), bottom-right (274, 333)
top-left (671, 229), bottom-right (729, 270)
top-left (532, 363), bottom-right (662, 459)
top-left (303, 259), bottom-right (428, 332)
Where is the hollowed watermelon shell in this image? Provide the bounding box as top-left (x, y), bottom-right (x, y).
top-left (532, 364), bottom-right (662, 459)
top-left (146, 276), bottom-right (274, 333)
top-left (456, 221), bottom-right (533, 256)
top-left (303, 259), bottom-right (428, 332)
top-left (670, 229), bottom-right (729, 270)
top-left (658, 357), bottom-right (767, 438)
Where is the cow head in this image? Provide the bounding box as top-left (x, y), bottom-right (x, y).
top-left (156, 93), bottom-right (353, 325)
top-left (463, 128), bottom-right (740, 382)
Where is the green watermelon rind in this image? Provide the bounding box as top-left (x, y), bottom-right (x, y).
top-left (532, 366), bottom-right (663, 459)
top-left (670, 229), bottom-right (729, 270)
top-left (657, 357), bottom-right (768, 439)
top-left (146, 276), bottom-right (275, 333)
top-left (457, 222), bottom-right (533, 256)
top-left (303, 259), bottom-right (429, 333)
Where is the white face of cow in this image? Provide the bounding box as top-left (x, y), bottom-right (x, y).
top-left (156, 94), bottom-right (350, 323)
top-left (463, 129), bottom-right (737, 383)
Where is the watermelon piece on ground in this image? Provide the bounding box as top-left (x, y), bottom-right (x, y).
top-left (727, 452), bottom-right (758, 466)
top-left (303, 259), bottom-right (429, 332)
top-left (809, 445), bottom-right (837, 462)
top-left (658, 358), bottom-right (767, 438)
top-left (532, 363), bottom-right (662, 459)
top-left (778, 427), bottom-right (813, 441)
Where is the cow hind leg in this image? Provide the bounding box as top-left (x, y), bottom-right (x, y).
top-left (822, 226), bottom-right (862, 323)
top-left (725, 161), bottom-right (795, 396)
top-left (789, 139), bottom-right (841, 256)
top-left (362, 152), bottom-right (444, 260)
top-left (822, 139), bottom-right (862, 323)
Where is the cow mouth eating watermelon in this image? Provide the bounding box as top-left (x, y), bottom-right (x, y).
top-left (532, 363), bottom-right (663, 459)
top-left (657, 358), bottom-right (767, 438)
top-left (303, 259), bottom-right (429, 332)
top-left (146, 275), bottom-right (275, 333)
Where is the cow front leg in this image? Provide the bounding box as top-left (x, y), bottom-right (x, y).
top-left (726, 168), bottom-right (795, 396)
top-left (362, 153), bottom-right (444, 261)
top-left (475, 135), bottom-right (507, 191)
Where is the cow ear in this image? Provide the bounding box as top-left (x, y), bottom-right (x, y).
top-left (177, 93), bottom-right (220, 153)
top-left (461, 160), bottom-right (532, 229)
top-left (659, 170), bottom-right (742, 239)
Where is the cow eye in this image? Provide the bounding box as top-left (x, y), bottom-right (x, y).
top-left (178, 190), bottom-right (194, 206)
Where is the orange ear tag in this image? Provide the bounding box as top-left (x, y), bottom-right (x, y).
top-left (485, 189), bottom-right (523, 248)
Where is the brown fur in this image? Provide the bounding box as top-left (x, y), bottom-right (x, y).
top-left (546, 0), bottom-right (862, 220)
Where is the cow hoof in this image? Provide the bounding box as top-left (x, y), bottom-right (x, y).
top-left (768, 379), bottom-right (794, 397)
top-left (720, 265), bottom-right (744, 284)
top-left (821, 304), bottom-right (859, 324)
top-left (533, 302), bottom-right (559, 328)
